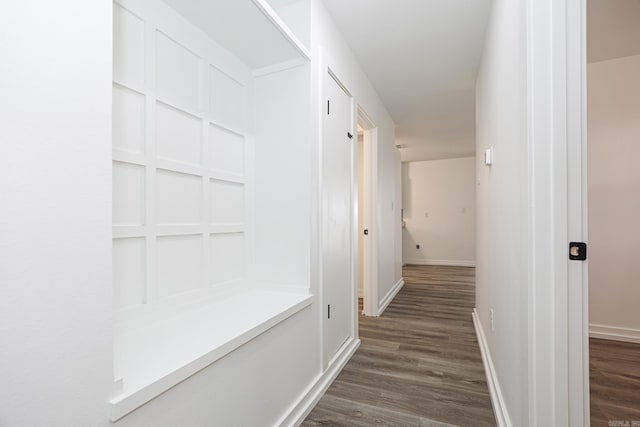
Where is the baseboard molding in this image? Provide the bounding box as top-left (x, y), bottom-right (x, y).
top-left (403, 258), bottom-right (476, 267)
top-left (377, 278), bottom-right (404, 316)
top-left (472, 309), bottom-right (512, 427)
top-left (589, 324), bottom-right (640, 344)
top-left (278, 337), bottom-right (360, 427)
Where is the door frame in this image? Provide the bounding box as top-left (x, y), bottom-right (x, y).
top-left (318, 59), bottom-right (359, 370)
top-left (526, 0), bottom-right (589, 424)
top-left (356, 106), bottom-right (379, 317)
top-left (566, 0), bottom-right (590, 422)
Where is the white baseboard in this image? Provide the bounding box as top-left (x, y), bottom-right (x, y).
top-left (589, 324), bottom-right (640, 344)
top-left (472, 309), bottom-right (512, 427)
top-left (403, 258), bottom-right (476, 267)
top-left (377, 278), bottom-right (404, 316)
top-left (278, 338), bottom-right (360, 427)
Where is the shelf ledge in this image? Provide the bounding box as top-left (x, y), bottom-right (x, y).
top-left (109, 290), bottom-right (313, 421)
top-left (251, 0), bottom-right (310, 61)
top-left (161, 0), bottom-right (310, 70)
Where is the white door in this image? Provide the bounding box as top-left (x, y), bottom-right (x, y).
top-left (323, 72), bottom-right (354, 364)
top-left (566, 0), bottom-right (589, 422)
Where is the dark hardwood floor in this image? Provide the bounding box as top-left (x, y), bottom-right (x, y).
top-left (590, 338), bottom-right (640, 426)
top-left (303, 265), bottom-right (496, 427)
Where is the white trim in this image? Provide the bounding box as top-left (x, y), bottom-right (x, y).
top-left (566, 0), bottom-right (590, 424)
top-left (525, 0), bottom-right (587, 423)
top-left (402, 258), bottom-right (476, 268)
top-left (252, 58), bottom-right (307, 77)
top-left (357, 106), bottom-right (379, 318)
top-left (349, 78), bottom-right (358, 347)
top-left (377, 279), bottom-right (404, 317)
top-left (314, 47), bottom-right (326, 371)
top-left (109, 292), bottom-right (313, 421)
top-left (589, 324), bottom-right (640, 344)
top-left (472, 309), bottom-right (512, 427)
top-left (277, 338), bottom-right (360, 427)
top-left (250, 0), bottom-right (310, 61)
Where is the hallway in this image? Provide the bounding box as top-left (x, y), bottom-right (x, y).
top-left (303, 265), bottom-right (496, 426)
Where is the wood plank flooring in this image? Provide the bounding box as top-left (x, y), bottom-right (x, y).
top-left (590, 338), bottom-right (640, 426)
top-left (303, 265), bottom-right (496, 427)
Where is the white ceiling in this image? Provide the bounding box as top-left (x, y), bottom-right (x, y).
top-left (321, 0), bottom-right (492, 162)
top-left (587, 0), bottom-right (640, 64)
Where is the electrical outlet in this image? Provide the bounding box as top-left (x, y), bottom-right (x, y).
top-left (490, 308), bottom-right (495, 332)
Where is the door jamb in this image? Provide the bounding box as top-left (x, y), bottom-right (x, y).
top-left (357, 106), bottom-right (379, 317)
top-left (526, 0), bottom-right (589, 424)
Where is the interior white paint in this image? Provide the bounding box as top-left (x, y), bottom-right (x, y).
top-left (109, 1), bottom-right (321, 416)
top-left (112, 0), bottom-right (253, 319)
top-left (565, 0), bottom-right (590, 422)
top-left (476, 0), bottom-right (589, 424)
top-left (269, 0), bottom-right (311, 51)
top-left (588, 54), bottom-right (640, 342)
top-left (356, 111), bottom-right (380, 317)
top-left (321, 0), bottom-right (491, 161)
top-left (402, 157), bottom-right (476, 266)
top-left (357, 134), bottom-right (365, 297)
top-left (475, 0), bottom-right (529, 423)
top-left (310, 0), bottom-right (403, 319)
top-left (0, 1), bottom-right (113, 425)
top-left (1, 0), bottom-right (405, 424)
top-left (472, 309), bottom-right (512, 427)
top-left (162, 0), bottom-right (309, 68)
top-left (322, 70), bottom-right (354, 364)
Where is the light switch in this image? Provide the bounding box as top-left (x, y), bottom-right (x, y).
top-left (484, 147), bottom-right (493, 166)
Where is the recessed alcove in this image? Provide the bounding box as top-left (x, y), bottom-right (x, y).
top-left (110, 0), bottom-right (312, 420)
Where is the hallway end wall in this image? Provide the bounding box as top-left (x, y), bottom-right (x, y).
top-left (402, 157), bottom-right (476, 267)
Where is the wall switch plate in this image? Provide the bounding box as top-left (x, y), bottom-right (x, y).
top-left (484, 148), bottom-right (493, 166)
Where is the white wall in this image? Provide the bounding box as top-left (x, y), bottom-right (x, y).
top-left (475, 0), bottom-right (529, 425)
top-left (115, 47), bottom-right (318, 427)
top-left (0, 0), bottom-right (401, 425)
top-left (310, 0), bottom-right (403, 311)
top-left (588, 54), bottom-right (640, 342)
top-left (0, 2), bottom-right (114, 426)
top-left (402, 157), bottom-right (476, 266)
top-left (477, 0), bottom-right (589, 424)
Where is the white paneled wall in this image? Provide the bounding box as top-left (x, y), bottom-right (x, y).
top-left (112, 0), bottom-right (251, 317)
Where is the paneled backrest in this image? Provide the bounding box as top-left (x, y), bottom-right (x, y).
top-left (112, 0), bottom-right (252, 317)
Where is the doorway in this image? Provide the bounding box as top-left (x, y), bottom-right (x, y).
top-left (357, 107), bottom-right (378, 317)
top-left (586, 1), bottom-right (640, 424)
